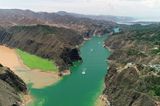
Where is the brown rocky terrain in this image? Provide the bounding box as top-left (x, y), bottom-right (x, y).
top-left (0, 25), bottom-right (83, 70)
top-left (0, 64), bottom-right (27, 106)
top-left (104, 24), bottom-right (160, 106)
top-left (0, 9), bottom-right (116, 36)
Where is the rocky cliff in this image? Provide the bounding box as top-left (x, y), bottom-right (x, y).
top-left (104, 24), bottom-right (160, 106)
top-left (0, 25), bottom-right (83, 70)
top-left (0, 64), bottom-right (27, 106)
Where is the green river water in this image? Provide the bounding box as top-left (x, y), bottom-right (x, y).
top-left (29, 35), bottom-right (110, 106)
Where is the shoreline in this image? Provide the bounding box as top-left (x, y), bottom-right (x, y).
top-left (15, 48), bottom-right (61, 88)
top-left (0, 45), bottom-right (61, 105)
top-left (94, 34), bottom-right (111, 106)
top-left (21, 94), bottom-right (33, 106)
top-left (95, 95), bottom-right (108, 106)
top-left (95, 83), bottom-right (109, 106)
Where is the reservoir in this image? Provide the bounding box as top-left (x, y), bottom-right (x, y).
top-left (29, 35), bottom-right (110, 106)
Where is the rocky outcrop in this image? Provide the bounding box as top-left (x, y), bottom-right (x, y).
top-left (0, 64), bottom-right (27, 106)
top-left (60, 48), bottom-right (82, 65)
top-left (104, 24), bottom-right (160, 106)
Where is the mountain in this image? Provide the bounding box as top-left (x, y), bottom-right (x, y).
top-left (0, 9), bottom-right (116, 35)
top-left (104, 24), bottom-right (160, 106)
top-left (0, 25), bottom-right (83, 71)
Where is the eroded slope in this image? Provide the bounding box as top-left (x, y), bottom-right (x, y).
top-left (104, 24), bottom-right (160, 106)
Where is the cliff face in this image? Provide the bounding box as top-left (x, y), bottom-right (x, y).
top-left (104, 24), bottom-right (160, 106)
top-left (0, 25), bottom-right (83, 70)
top-left (0, 64), bottom-right (27, 106)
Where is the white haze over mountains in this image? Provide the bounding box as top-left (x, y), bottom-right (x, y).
top-left (0, 0), bottom-right (160, 21)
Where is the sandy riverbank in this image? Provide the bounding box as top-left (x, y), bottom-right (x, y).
top-left (95, 98), bottom-right (106, 106)
top-left (0, 45), bottom-right (61, 88)
top-left (21, 94), bottom-right (33, 106)
top-left (0, 45), bottom-right (61, 104)
top-left (95, 95), bottom-right (109, 106)
top-left (0, 45), bottom-right (22, 70)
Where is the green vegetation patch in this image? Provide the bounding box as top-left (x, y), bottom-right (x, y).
top-left (149, 85), bottom-right (160, 96)
top-left (17, 49), bottom-right (58, 72)
top-left (151, 49), bottom-right (160, 55)
top-left (144, 76), bottom-right (160, 97)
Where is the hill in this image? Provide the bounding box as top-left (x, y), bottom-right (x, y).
top-left (0, 64), bottom-right (27, 106)
top-left (104, 24), bottom-right (160, 106)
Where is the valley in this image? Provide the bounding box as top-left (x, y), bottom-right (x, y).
top-left (29, 35), bottom-right (110, 106)
top-left (0, 9), bottom-right (115, 106)
top-left (0, 8), bottom-right (160, 106)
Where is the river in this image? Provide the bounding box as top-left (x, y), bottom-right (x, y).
top-left (29, 35), bottom-right (110, 106)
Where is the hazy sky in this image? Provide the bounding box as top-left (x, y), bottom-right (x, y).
top-left (0, 0), bottom-right (160, 18)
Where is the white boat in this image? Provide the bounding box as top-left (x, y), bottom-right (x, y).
top-left (82, 68), bottom-right (87, 75)
top-left (90, 49), bottom-right (94, 52)
top-left (82, 71), bottom-right (86, 75)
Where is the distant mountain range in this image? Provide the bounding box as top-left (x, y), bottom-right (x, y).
top-left (56, 11), bottom-right (135, 22)
top-left (0, 9), bottom-right (134, 27)
top-left (0, 9), bottom-right (134, 25)
top-left (2, 9), bottom-right (159, 28)
top-left (0, 9), bottom-right (118, 33)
